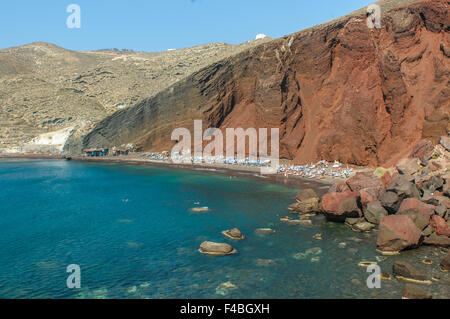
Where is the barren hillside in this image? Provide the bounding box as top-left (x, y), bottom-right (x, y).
top-left (0, 38), bottom-right (271, 150)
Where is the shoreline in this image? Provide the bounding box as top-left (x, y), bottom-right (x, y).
top-left (0, 153), bottom-right (350, 189)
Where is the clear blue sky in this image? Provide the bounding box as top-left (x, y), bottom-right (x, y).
top-left (0, 0), bottom-right (375, 52)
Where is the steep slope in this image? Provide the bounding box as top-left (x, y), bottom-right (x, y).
top-left (83, 0), bottom-right (449, 167)
top-left (0, 39), bottom-right (271, 150)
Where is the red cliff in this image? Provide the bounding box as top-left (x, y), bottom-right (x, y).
top-left (83, 0), bottom-right (449, 167)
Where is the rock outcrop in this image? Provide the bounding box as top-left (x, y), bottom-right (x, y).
top-left (83, 0), bottom-right (449, 167)
top-left (199, 241), bottom-right (237, 256)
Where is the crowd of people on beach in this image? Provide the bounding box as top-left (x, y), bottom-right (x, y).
top-left (139, 152), bottom-right (353, 179)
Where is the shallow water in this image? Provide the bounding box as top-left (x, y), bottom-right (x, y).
top-left (0, 159), bottom-right (448, 299)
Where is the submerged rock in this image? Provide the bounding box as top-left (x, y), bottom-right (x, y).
top-left (313, 233), bottom-right (323, 240)
top-left (305, 247), bottom-right (322, 256)
top-left (351, 221), bottom-right (376, 232)
top-left (297, 219), bottom-right (313, 226)
top-left (440, 252), bottom-right (450, 272)
top-left (199, 241), bottom-right (237, 256)
top-left (377, 215), bottom-right (422, 252)
top-left (215, 282), bottom-right (237, 296)
top-left (191, 207), bottom-right (210, 213)
top-left (381, 272), bottom-right (392, 280)
top-left (422, 258), bottom-right (433, 265)
top-left (402, 284), bottom-right (432, 299)
top-left (393, 261), bottom-right (431, 284)
top-left (293, 252), bottom-right (306, 260)
top-left (255, 228), bottom-right (275, 234)
top-left (222, 228), bottom-right (245, 240)
top-left (358, 261), bottom-right (377, 268)
top-left (256, 259), bottom-right (276, 266)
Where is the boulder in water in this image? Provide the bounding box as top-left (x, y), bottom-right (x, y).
top-left (199, 241), bottom-right (237, 256)
top-left (255, 228), bottom-right (275, 234)
top-left (402, 284), bottom-right (432, 299)
top-left (222, 228), bottom-right (245, 240)
top-left (393, 261), bottom-right (431, 284)
top-left (440, 252), bottom-right (450, 272)
top-left (191, 207), bottom-right (210, 213)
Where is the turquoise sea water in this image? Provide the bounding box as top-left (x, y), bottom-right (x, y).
top-left (0, 159), bottom-right (448, 299)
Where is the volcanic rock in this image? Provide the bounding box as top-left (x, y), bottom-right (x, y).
top-left (379, 191), bottom-right (400, 214)
top-left (393, 261), bottom-right (430, 283)
top-left (427, 159), bottom-right (447, 172)
top-left (351, 221), bottom-right (376, 232)
top-left (440, 136), bottom-right (450, 151)
top-left (320, 191), bottom-right (361, 222)
top-left (222, 228), bottom-right (245, 240)
top-left (421, 176), bottom-right (444, 193)
top-left (440, 252), bottom-right (450, 272)
top-left (387, 175), bottom-right (420, 200)
top-left (293, 188), bottom-right (320, 213)
top-left (359, 189), bottom-right (375, 206)
top-left (396, 158), bottom-right (420, 176)
top-left (363, 200), bottom-right (388, 225)
top-left (199, 241), bottom-right (237, 256)
top-left (398, 210), bottom-right (431, 231)
top-left (327, 181), bottom-right (350, 193)
top-left (377, 215), bottom-right (422, 252)
top-left (423, 233), bottom-right (450, 247)
top-left (346, 172), bottom-right (385, 197)
top-left (430, 215), bottom-right (450, 236)
top-left (402, 284), bottom-right (432, 299)
top-left (410, 139), bottom-right (434, 165)
top-left (397, 198), bottom-right (435, 218)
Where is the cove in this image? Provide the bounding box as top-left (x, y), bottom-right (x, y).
top-left (0, 159), bottom-right (448, 299)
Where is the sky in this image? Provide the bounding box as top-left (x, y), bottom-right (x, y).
top-left (0, 0), bottom-right (375, 52)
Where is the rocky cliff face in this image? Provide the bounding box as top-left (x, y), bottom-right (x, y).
top-left (83, 0), bottom-right (449, 167)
